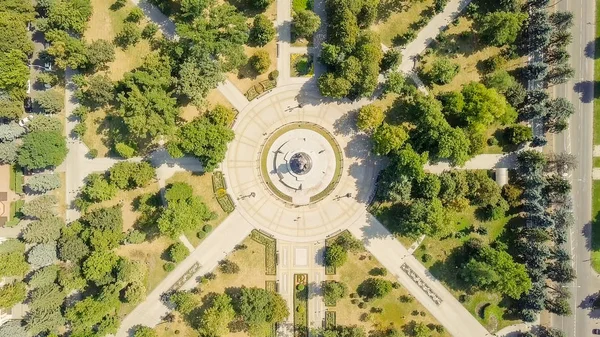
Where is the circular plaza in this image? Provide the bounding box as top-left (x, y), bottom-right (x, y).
top-left (222, 84), bottom-right (382, 242)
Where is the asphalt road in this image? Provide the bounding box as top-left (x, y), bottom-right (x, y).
top-left (551, 0), bottom-right (600, 336)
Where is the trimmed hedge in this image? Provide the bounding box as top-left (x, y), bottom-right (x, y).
top-left (265, 280), bottom-right (277, 292)
top-left (216, 194), bottom-right (235, 213)
top-left (245, 80), bottom-right (277, 101)
top-left (325, 311), bottom-right (336, 330)
top-left (251, 230), bottom-right (277, 275)
top-left (212, 171), bottom-right (235, 213)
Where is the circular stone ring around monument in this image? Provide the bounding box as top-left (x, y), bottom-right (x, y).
top-left (260, 122), bottom-right (343, 206)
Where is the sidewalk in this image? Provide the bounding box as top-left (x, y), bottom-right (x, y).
top-left (348, 213), bottom-right (490, 337)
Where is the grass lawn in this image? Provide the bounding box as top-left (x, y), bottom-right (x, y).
top-left (117, 236), bottom-right (176, 292)
top-left (330, 250), bottom-right (449, 336)
top-left (418, 17), bottom-right (525, 95)
top-left (88, 181), bottom-right (161, 232)
top-left (180, 89), bottom-right (235, 122)
top-left (9, 165), bottom-right (23, 194)
top-left (85, 0), bottom-right (153, 81)
top-left (166, 172), bottom-right (230, 247)
top-left (290, 54), bottom-right (314, 77)
top-left (411, 206), bottom-right (522, 332)
top-left (594, 157), bottom-right (600, 167)
top-left (52, 172), bottom-right (67, 219)
top-left (154, 313), bottom-right (199, 337)
top-left (594, 0), bottom-right (600, 144)
top-left (228, 41), bottom-right (278, 94)
top-left (591, 180), bottom-right (600, 272)
top-left (370, 0), bottom-right (434, 47)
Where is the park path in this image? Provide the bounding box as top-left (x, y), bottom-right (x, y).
top-left (396, 0), bottom-right (473, 92)
top-left (347, 213), bottom-right (491, 337)
top-left (424, 153), bottom-right (517, 174)
top-left (116, 211), bottom-right (253, 336)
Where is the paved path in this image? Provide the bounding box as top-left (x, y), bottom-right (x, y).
top-left (550, 0), bottom-right (600, 336)
top-left (276, 240), bottom-right (325, 335)
top-left (347, 214), bottom-right (490, 337)
top-left (117, 211), bottom-right (253, 336)
top-left (276, 0), bottom-right (292, 84)
top-left (132, 0), bottom-right (249, 111)
top-left (223, 83), bottom-right (383, 241)
top-left (424, 153), bottom-right (517, 174)
top-left (396, 0), bottom-right (473, 91)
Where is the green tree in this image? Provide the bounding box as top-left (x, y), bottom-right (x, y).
top-left (36, 89), bottom-right (64, 114)
top-left (0, 281), bottom-right (26, 309)
top-left (17, 131), bottom-right (66, 169)
top-left (0, 13), bottom-right (34, 55)
top-left (0, 122), bottom-right (25, 141)
top-left (57, 264), bottom-right (86, 291)
top-left (199, 293), bottom-right (236, 337)
top-left (115, 22), bottom-right (141, 48)
top-left (0, 319), bottom-right (26, 337)
top-left (236, 287), bottom-right (289, 334)
top-left (357, 278), bottom-right (393, 299)
top-left (250, 0), bottom-right (272, 10)
top-left (292, 10), bottom-right (321, 39)
top-left (0, 49), bottom-right (28, 100)
top-left (126, 7), bottom-right (144, 22)
top-left (323, 280), bottom-right (348, 305)
top-left (0, 252), bottom-right (29, 277)
top-left (478, 11), bottom-right (528, 47)
top-left (250, 14), bottom-right (276, 46)
top-left (398, 198), bottom-right (446, 238)
top-left (83, 250), bottom-right (118, 285)
top-left (45, 29), bottom-right (88, 69)
top-left (170, 291), bottom-right (199, 315)
top-left (207, 105), bottom-right (235, 126)
top-left (383, 71), bottom-right (408, 95)
top-left (356, 104), bottom-right (384, 132)
top-left (176, 117), bottom-right (235, 171)
top-left (85, 39), bottom-right (115, 70)
top-left (461, 82), bottom-right (517, 132)
top-left (157, 194), bottom-right (214, 238)
top-left (78, 74), bottom-right (114, 109)
top-left (27, 243), bottom-right (57, 268)
top-left (249, 50), bottom-right (271, 74)
top-left (28, 116), bottom-right (62, 132)
top-left (426, 57), bottom-right (459, 85)
top-left (324, 243), bottom-right (347, 268)
top-left (0, 140), bottom-right (18, 164)
top-left (167, 242), bottom-right (189, 263)
top-left (176, 57), bottom-right (225, 107)
top-left (83, 206), bottom-right (124, 250)
top-left (505, 124), bottom-right (533, 145)
top-left (25, 308), bottom-right (65, 336)
top-left (0, 97), bottom-right (24, 121)
top-left (414, 174), bottom-right (441, 199)
top-left (380, 49), bottom-right (402, 72)
top-left (23, 217), bottom-right (64, 244)
top-left (108, 161), bottom-right (155, 189)
top-left (318, 73), bottom-right (351, 98)
top-left (28, 264), bottom-right (59, 288)
top-left (115, 142), bottom-right (135, 158)
top-left (372, 123), bottom-right (408, 155)
top-left (142, 23), bottom-right (159, 39)
top-left (29, 284), bottom-right (65, 310)
top-left (21, 195), bottom-right (58, 219)
top-left (27, 173), bottom-right (60, 193)
top-left (45, 0), bottom-right (92, 34)
top-left (80, 173), bottom-right (117, 202)
top-left (134, 326), bottom-right (157, 337)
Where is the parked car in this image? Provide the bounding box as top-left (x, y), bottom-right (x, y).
top-left (18, 114), bottom-right (33, 127)
top-left (592, 328), bottom-right (600, 335)
top-left (23, 97), bottom-right (32, 113)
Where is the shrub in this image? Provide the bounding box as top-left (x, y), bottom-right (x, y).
top-left (426, 57), bottom-right (459, 84)
top-left (36, 89), bottom-right (63, 114)
top-left (206, 105), bottom-right (235, 126)
top-left (269, 70), bottom-right (279, 81)
top-left (134, 326), bottom-right (157, 337)
top-left (142, 24), bottom-right (159, 39)
top-left (127, 7), bottom-right (144, 22)
top-left (357, 278), bottom-right (393, 299)
top-left (323, 280), bottom-right (348, 305)
top-left (167, 243), bottom-right (189, 263)
top-left (421, 253), bottom-right (432, 262)
top-left (203, 224), bottom-right (213, 233)
top-left (88, 149), bottom-right (98, 158)
top-left (126, 229), bottom-right (146, 244)
top-left (219, 259), bottom-right (240, 274)
top-left (325, 243), bottom-right (347, 267)
top-left (250, 14), bottom-right (276, 46)
top-left (115, 142), bottom-right (136, 158)
top-left (369, 267), bottom-right (387, 276)
top-left (163, 262), bottom-right (175, 271)
top-left (36, 73), bottom-right (59, 87)
top-left (115, 22), bottom-right (141, 48)
top-left (249, 50), bottom-right (271, 74)
top-left (197, 231), bottom-right (206, 239)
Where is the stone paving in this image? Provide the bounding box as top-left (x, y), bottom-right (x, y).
top-left (222, 84), bottom-right (383, 242)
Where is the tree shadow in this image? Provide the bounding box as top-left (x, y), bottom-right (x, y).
top-left (585, 39), bottom-right (596, 59)
top-left (332, 108), bottom-right (358, 137)
top-left (376, 0), bottom-right (410, 22)
top-left (573, 81), bottom-right (597, 103)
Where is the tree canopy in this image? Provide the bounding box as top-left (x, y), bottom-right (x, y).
top-left (17, 131), bottom-right (67, 169)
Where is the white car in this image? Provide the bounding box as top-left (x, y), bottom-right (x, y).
top-left (18, 115), bottom-right (34, 127)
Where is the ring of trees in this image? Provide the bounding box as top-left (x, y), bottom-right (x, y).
top-left (258, 122), bottom-right (343, 205)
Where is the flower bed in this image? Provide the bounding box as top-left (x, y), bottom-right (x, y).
top-left (216, 194), bottom-right (235, 213)
top-left (212, 171), bottom-right (226, 192)
top-left (250, 230), bottom-right (277, 275)
top-left (211, 171), bottom-right (235, 213)
top-left (245, 80), bottom-right (277, 101)
top-left (265, 280), bottom-right (277, 292)
top-left (294, 274), bottom-right (308, 337)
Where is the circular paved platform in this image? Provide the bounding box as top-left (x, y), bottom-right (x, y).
top-left (223, 84), bottom-right (382, 242)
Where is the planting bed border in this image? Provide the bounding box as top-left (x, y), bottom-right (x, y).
top-left (250, 230), bottom-right (277, 275)
top-left (294, 274), bottom-right (308, 337)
